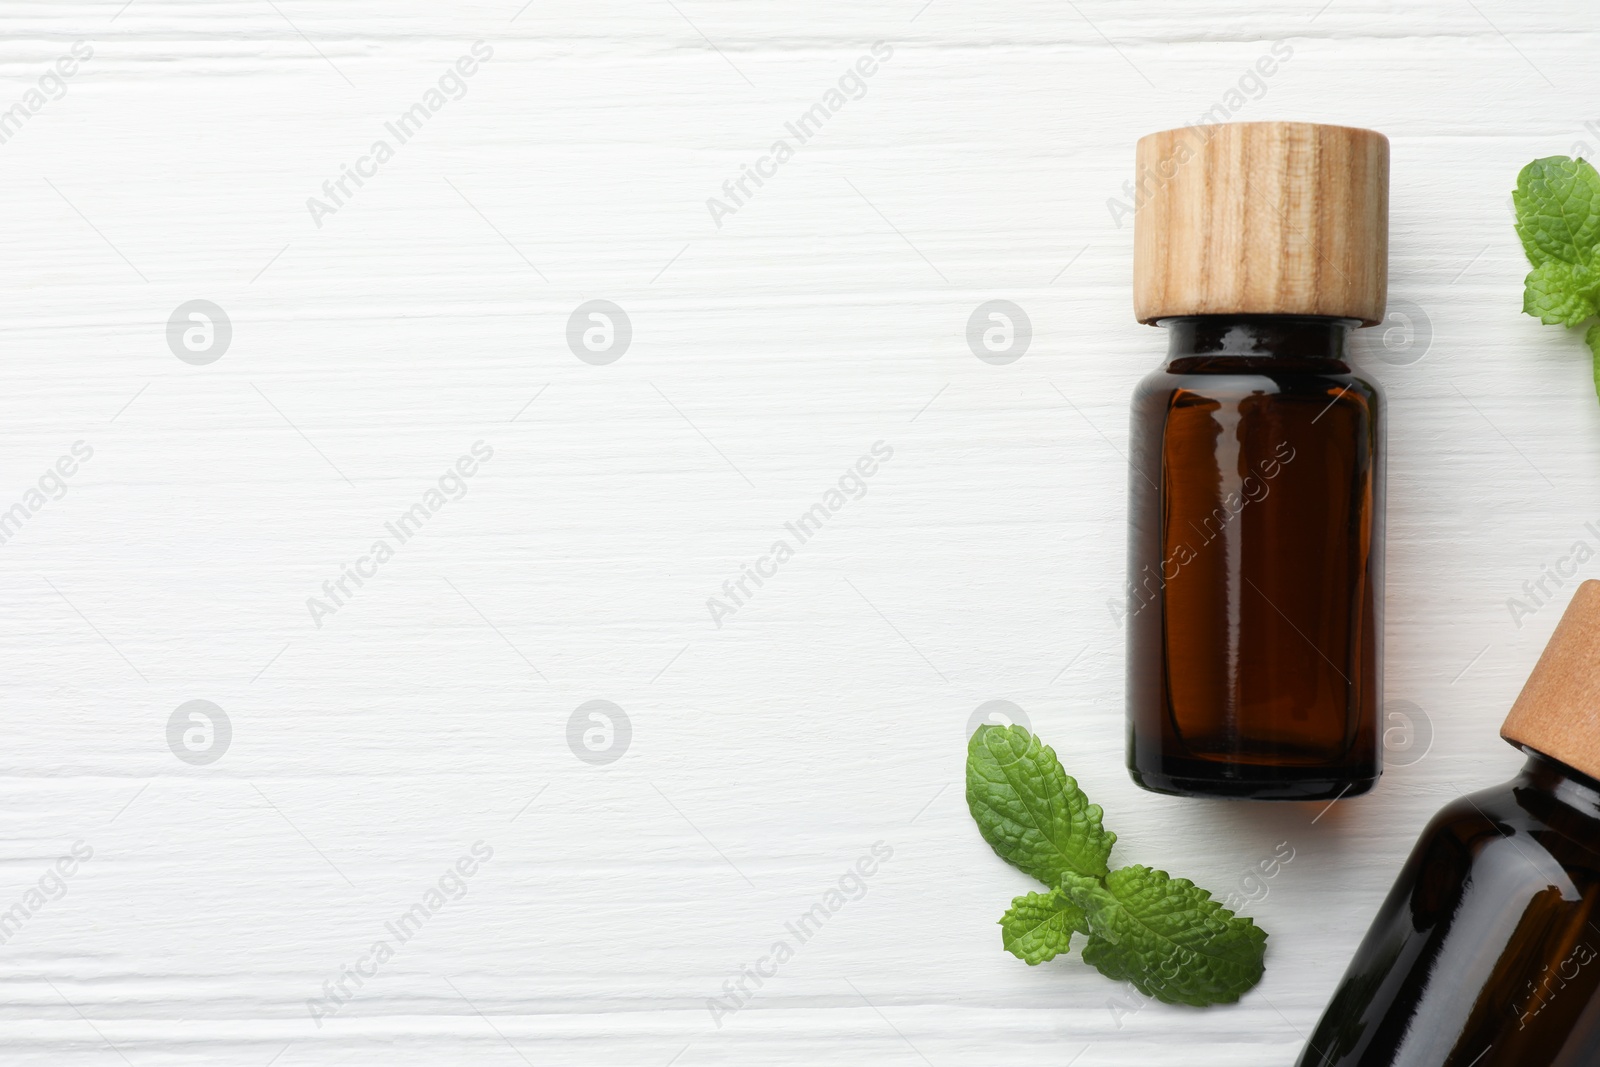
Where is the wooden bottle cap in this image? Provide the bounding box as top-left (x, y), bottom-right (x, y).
top-left (1133, 121), bottom-right (1389, 326)
top-left (1503, 580), bottom-right (1600, 780)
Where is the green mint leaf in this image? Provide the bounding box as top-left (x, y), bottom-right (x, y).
top-left (1524, 260), bottom-right (1600, 326)
top-left (966, 724), bottom-right (1115, 884)
top-left (999, 889), bottom-right (1088, 965)
top-left (1589, 324), bottom-right (1600, 403)
top-left (1514, 156), bottom-right (1600, 268)
top-left (1061, 865), bottom-right (1268, 1007)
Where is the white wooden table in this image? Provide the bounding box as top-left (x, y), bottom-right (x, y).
top-left (3, 1), bottom-right (1594, 1063)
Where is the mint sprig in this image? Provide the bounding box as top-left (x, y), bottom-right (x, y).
top-left (966, 724), bottom-right (1268, 1006)
top-left (1514, 156), bottom-right (1600, 396)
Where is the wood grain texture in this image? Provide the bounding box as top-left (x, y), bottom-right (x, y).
top-left (1502, 579), bottom-right (1600, 782)
top-left (1134, 121), bottom-right (1389, 324)
top-left (1, 0), bottom-right (1598, 1064)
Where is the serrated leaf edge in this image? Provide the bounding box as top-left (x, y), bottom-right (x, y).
top-left (998, 889), bottom-right (1087, 966)
top-left (1061, 866), bottom-right (1267, 1007)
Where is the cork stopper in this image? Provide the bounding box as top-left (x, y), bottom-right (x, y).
top-left (1502, 580), bottom-right (1600, 780)
top-left (1133, 121), bottom-right (1389, 326)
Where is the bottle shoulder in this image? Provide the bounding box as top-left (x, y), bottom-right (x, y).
top-left (1131, 359), bottom-right (1382, 417)
top-left (1421, 776), bottom-right (1600, 874)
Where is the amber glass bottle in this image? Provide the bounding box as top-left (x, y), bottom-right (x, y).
top-left (1125, 122), bottom-right (1390, 801)
top-left (1126, 316), bottom-right (1384, 799)
top-left (1300, 580), bottom-right (1600, 1066)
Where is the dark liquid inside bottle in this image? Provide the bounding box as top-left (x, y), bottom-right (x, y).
top-left (1299, 750), bottom-right (1600, 1066)
top-left (1126, 316), bottom-right (1384, 800)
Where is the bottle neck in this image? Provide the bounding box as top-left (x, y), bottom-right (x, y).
top-left (1162, 315), bottom-right (1358, 363)
top-left (1518, 746), bottom-right (1600, 817)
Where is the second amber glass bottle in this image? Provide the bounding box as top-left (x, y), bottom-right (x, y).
top-left (1299, 580), bottom-right (1600, 1065)
top-left (1124, 122), bottom-right (1390, 800)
